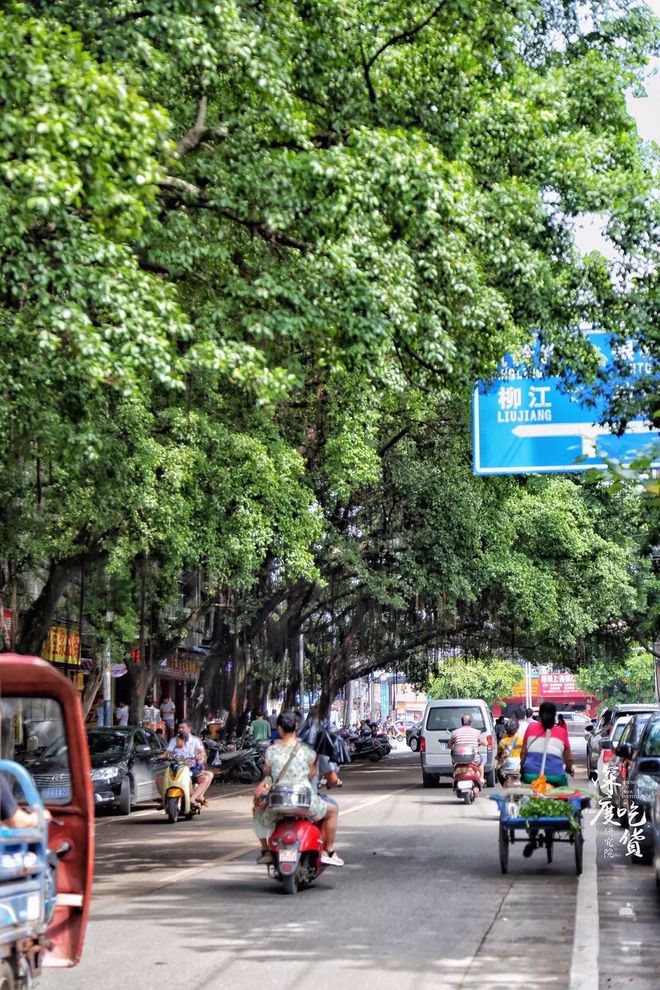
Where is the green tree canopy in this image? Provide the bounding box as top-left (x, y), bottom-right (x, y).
top-left (576, 647), bottom-right (656, 707)
top-left (3, 0), bottom-right (659, 720)
top-left (428, 656), bottom-right (523, 708)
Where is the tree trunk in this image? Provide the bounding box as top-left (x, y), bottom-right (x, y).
top-left (82, 665), bottom-right (103, 719)
top-left (126, 658), bottom-right (151, 725)
top-left (342, 678), bottom-right (354, 726)
top-left (318, 663), bottom-right (337, 718)
top-left (15, 560), bottom-right (74, 655)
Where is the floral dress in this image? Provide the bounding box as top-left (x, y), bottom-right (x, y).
top-left (253, 740), bottom-right (328, 839)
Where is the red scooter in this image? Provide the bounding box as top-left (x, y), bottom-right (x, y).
top-left (266, 785), bottom-right (326, 894)
top-left (451, 745), bottom-right (482, 805)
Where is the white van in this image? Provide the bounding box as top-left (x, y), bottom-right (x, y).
top-left (420, 698), bottom-right (496, 787)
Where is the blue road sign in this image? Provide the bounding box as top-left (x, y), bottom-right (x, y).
top-left (473, 330), bottom-right (659, 475)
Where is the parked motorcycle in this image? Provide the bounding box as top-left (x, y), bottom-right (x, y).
top-left (265, 785), bottom-right (326, 895)
top-left (351, 735), bottom-right (386, 762)
top-left (451, 745), bottom-right (482, 805)
top-left (208, 743), bottom-right (264, 784)
top-left (375, 732), bottom-right (393, 755)
top-left (162, 757), bottom-right (201, 823)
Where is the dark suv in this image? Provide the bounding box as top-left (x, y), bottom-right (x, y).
top-left (614, 712), bottom-right (660, 863)
top-left (586, 704), bottom-right (660, 779)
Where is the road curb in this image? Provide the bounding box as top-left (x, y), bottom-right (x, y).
top-left (569, 811), bottom-right (599, 990)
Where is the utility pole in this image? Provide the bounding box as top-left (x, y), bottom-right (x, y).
top-left (524, 660), bottom-right (533, 711)
top-left (103, 611), bottom-right (114, 727)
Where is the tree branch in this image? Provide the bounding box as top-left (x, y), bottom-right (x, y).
top-left (360, 43), bottom-right (377, 105)
top-left (399, 338), bottom-right (444, 377)
top-left (160, 176), bottom-right (308, 252)
top-left (175, 96), bottom-right (208, 159)
top-left (378, 426), bottom-right (409, 456)
top-left (173, 97), bottom-right (229, 160)
top-left (366, 2), bottom-right (447, 72)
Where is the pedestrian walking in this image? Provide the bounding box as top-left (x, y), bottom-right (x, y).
top-left (116, 701), bottom-right (129, 726)
top-left (160, 696), bottom-right (176, 740)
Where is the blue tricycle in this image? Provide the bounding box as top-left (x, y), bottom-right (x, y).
top-left (491, 793), bottom-right (592, 876)
top-left (0, 760), bottom-right (56, 988)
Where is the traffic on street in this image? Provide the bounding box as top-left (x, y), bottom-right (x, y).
top-left (38, 742), bottom-right (658, 990)
top-left (3, 0), bottom-right (660, 988)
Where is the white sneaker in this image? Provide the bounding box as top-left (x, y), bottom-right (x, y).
top-left (320, 850), bottom-right (344, 867)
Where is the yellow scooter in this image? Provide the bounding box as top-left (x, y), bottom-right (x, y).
top-left (163, 757), bottom-right (201, 823)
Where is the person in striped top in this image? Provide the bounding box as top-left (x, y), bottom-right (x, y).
top-left (448, 715), bottom-right (486, 782)
top-left (520, 701), bottom-right (574, 786)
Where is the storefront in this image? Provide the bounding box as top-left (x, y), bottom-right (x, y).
top-left (392, 682), bottom-right (428, 722)
top-left (156, 653), bottom-right (203, 722)
top-left (497, 671), bottom-right (597, 718)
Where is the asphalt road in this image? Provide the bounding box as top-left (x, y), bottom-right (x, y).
top-left (43, 744), bottom-right (659, 990)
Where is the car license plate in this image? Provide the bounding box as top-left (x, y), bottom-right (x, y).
top-left (437, 741), bottom-right (447, 749)
top-left (41, 786), bottom-right (68, 801)
top-left (278, 850), bottom-right (298, 863)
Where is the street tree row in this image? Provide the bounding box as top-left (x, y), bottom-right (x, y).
top-left (1, 1), bottom-right (658, 721)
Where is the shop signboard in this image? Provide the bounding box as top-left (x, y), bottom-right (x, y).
top-left (43, 626), bottom-right (80, 665)
top-left (539, 672), bottom-right (578, 695)
top-left (0, 607), bottom-right (13, 647)
top-left (163, 657), bottom-right (201, 677)
top-left (511, 677), bottom-right (539, 699)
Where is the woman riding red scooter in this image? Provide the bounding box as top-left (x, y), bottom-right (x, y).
top-left (253, 710), bottom-right (343, 889)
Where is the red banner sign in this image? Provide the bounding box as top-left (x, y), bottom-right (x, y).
top-left (539, 673), bottom-right (578, 695)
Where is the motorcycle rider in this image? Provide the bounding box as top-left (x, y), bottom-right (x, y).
top-left (0, 772), bottom-right (50, 829)
top-left (496, 716), bottom-right (523, 785)
top-left (254, 709), bottom-right (343, 867)
top-left (448, 714), bottom-right (486, 783)
top-left (158, 720), bottom-right (213, 808)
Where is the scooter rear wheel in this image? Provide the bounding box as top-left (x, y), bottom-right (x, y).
top-left (463, 791), bottom-right (472, 805)
top-left (166, 795), bottom-right (181, 823)
top-left (282, 874), bottom-right (298, 895)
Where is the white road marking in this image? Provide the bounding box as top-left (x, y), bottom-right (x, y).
top-left (569, 814), bottom-right (599, 990)
top-left (94, 785), bottom-right (254, 828)
top-left (93, 757), bottom-right (406, 829)
top-left (339, 784), bottom-right (414, 819)
top-left (112, 779), bottom-right (417, 900)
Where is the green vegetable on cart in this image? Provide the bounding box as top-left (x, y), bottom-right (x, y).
top-left (519, 797), bottom-right (580, 833)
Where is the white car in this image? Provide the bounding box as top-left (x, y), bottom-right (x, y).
top-left (557, 711), bottom-right (593, 736)
top-left (419, 698), bottom-right (495, 788)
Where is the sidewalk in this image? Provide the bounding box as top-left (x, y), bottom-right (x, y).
top-left (595, 818), bottom-right (660, 989)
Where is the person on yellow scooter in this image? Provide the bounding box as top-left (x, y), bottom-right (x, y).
top-left (495, 717), bottom-right (523, 785)
top-left (158, 722), bottom-right (213, 809)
